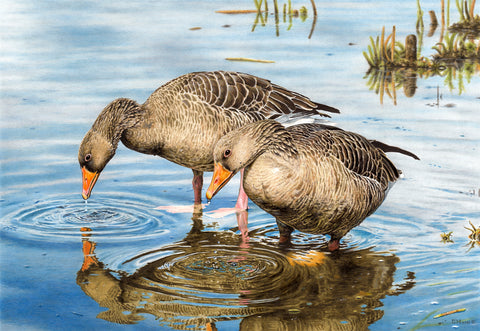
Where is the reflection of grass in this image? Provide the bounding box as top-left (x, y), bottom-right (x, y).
top-left (409, 309), bottom-right (441, 331)
top-left (252, 0), bottom-right (313, 37)
top-left (365, 60), bottom-right (478, 104)
top-left (364, 68), bottom-right (421, 105)
top-left (364, 69), bottom-right (398, 105)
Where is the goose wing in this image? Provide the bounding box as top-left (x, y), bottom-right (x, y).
top-left (167, 71), bottom-right (339, 118)
top-left (291, 124), bottom-right (400, 184)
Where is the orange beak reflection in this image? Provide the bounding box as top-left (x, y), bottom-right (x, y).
top-left (82, 166), bottom-right (99, 200)
top-left (206, 163), bottom-right (234, 200)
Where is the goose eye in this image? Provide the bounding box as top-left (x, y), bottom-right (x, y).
top-left (85, 154), bottom-right (92, 162)
top-left (224, 149), bottom-right (231, 158)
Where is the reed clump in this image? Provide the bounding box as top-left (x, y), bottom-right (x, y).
top-left (432, 32), bottom-right (480, 60)
top-left (363, 0), bottom-right (480, 102)
top-left (364, 1), bottom-right (480, 70)
top-left (449, 0), bottom-right (480, 36)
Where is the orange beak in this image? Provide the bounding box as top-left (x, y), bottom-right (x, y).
top-left (82, 166), bottom-right (99, 200)
top-left (206, 163), bottom-right (234, 200)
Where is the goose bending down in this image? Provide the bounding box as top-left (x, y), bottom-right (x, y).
top-left (78, 71), bottom-right (339, 211)
top-left (206, 120), bottom-right (419, 251)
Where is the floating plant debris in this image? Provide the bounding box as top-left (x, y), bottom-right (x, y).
top-left (216, 10), bottom-right (258, 14)
top-left (440, 231), bottom-right (453, 243)
top-left (433, 308), bottom-right (467, 319)
top-left (225, 57), bottom-right (275, 63)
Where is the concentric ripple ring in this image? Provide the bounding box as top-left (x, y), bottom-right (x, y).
top-left (127, 241), bottom-right (308, 308)
top-left (1, 193), bottom-right (172, 243)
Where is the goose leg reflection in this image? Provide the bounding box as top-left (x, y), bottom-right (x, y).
top-left (204, 169), bottom-right (250, 239)
top-left (236, 210), bottom-right (250, 244)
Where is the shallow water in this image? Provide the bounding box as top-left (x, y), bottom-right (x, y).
top-left (1, 0), bottom-right (479, 330)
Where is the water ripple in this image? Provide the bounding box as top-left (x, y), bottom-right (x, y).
top-left (77, 230), bottom-right (411, 330)
top-left (1, 193), bottom-right (173, 243)
top-left (134, 244), bottom-right (301, 306)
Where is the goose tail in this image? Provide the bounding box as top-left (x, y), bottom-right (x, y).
top-left (370, 140), bottom-right (420, 160)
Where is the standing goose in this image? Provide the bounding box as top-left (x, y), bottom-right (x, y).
top-left (78, 71), bottom-right (339, 209)
top-left (206, 120), bottom-right (419, 251)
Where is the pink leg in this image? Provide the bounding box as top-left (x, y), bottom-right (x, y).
top-left (235, 169), bottom-right (248, 210)
top-left (192, 170), bottom-right (203, 205)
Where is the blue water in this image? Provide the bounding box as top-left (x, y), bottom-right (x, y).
top-left (1, 0), bottom-right (479, 330)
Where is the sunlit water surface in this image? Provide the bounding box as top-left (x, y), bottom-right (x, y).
top-left (1, 0), bottom-right (479, 330)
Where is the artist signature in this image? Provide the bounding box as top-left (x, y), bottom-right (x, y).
top-left (437, 319), bottom-right (476, 326)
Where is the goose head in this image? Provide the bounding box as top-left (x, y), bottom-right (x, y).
top-left (78, 98), bottom-right (141, 200)
top-left (78, 130), bottom-right (115, 199)
top-left (206, 120), bottom-right (285, 200)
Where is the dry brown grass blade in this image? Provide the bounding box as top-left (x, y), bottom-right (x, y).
top-left (381, 26), bottom-right (386, 62)
top-left (391, 26), bottom-right (396, 62)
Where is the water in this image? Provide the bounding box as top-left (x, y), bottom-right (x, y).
top-left (1, 0), bottom-right (479, 330)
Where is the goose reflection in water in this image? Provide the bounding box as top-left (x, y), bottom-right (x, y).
top-left (77, 217), bottom-right (415, 330)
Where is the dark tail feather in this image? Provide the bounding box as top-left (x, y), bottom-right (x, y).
top-left (314, 102), bottom-right (341, 114)
top-left (370, 140), bottom-right (420, 160)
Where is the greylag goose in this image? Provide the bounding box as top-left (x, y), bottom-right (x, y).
top-left (206, 119), bottom-right (419, 251)
top-left (78, 71), bottom-right (339, 209)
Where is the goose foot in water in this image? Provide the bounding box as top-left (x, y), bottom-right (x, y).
top-left (277, 220), bottom-right (294, 245)
top-left (328, 238), bottom-right (341, 252)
